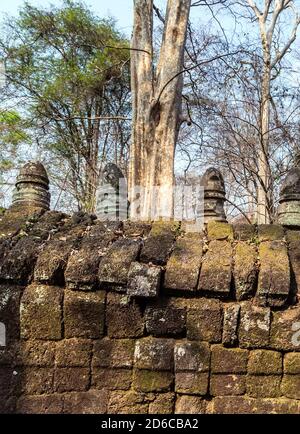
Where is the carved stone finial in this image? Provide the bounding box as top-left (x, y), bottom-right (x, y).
top-left (199, 167), bottom-right (227, 223)
top-left (11, 161), bottom-right (50, 211)
top-left (277, 156), bottom-right (300, 226)
top-left (96, 163), bottom-right (128, 221)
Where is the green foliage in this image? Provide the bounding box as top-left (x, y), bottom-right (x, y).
top-left (0, 0), bottom-right (130, 211)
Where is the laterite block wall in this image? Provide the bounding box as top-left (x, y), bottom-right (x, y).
top-left (0, 208), bottom-right (300, 414)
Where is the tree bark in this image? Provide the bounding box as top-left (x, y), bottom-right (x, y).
top-left (129, 0), bottom-right (191, 220)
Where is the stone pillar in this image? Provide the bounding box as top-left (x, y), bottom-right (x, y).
top-left (199, 167), bottom-right (227, 223)
top-left (10, 161), bottom-right (50, 211)
top-left (277, 156), bottom-right (300, 226)
top-left (96, 163), bottom-right (128, 221)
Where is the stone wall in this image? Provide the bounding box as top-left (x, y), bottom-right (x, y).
top-left (1, 209), bottom-right (300, 414)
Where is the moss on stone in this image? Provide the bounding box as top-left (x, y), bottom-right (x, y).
top-left (133, 369), bottom-right (173, 393)
top-left (207, 221), bottom-right (234, 241)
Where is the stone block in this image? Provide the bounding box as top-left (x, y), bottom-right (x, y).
top-left (234, 242), bottom-right (257, 300)
top-left (238, 302), bottom-right (271, 348)
top-left (21, 368), bottom-right (54, 395)
top-left (246, 375), bottom-right (281, 398)
top-left (164, 234), bottom-right (202, 291)
top-left (207, 221), bottom-right (233, 240)
top-left (127, 262), bottom-right (161, 298)
top-left (175, 395), bottom-right (206, 414)
top-left (210, 374), bottom-right (246, 396)
top-left (134, 338), bottom-right (174, 371)
top-left (92, 368), bottom-right (132, 390)
top-left (198, 240), bottom-right (232, 295)
top-left (148, 393), bottom-right (175, 414)
top-left (187, 298), bottom-right (222, 342)
top-left (98, 238), bottom-right (141, 285)
top-left (63, 390), bottom-right (108, 414)
top-left (106, 293), bottom-right (144, 338)
top-left (175, 372), bottom-right (209, 395)
top-left (207, 396), bottom-right (300, 414)
top-left (107, 390), bottom-right (149, 414)
top-left (222, 304), bottom-right (240, 346)
top-left (248, 350), bottom-right (282, 375)
top-left (145, 300), bottom-right (186, 336)
top-left (284, 353), bottom-right (300, 374)
top-left (56, 339), bottom-right (92, 367)
top-left (281, 375), bottom-right (300, 399)
top-left (258, 224), bottom-right (284, 241)
top-left (257, 241), bottom-right (290, 307)
top-left (174, 341), bottom-right (210, 372)
top-left (64, 290), bottom-right (105, 339)
top-left (270, 306), bottom-right (300, 351)
top-left (133, 369), bottom-right (173, 393)
top-left (211, 345), bottom-right (248, 374)
top-left (233, 224), bottom-right (256, 241)
top-left (93, 338), bottom-right (135, 368)
top-left (20, 284), bottom-right (63, 340)
top-left (16, 341), bottom-right (55, 367)
top-left (0, 284), bottom-right (22, 342)
top-left (16, 394), bottom-right (64, 414)
top-left (140, 221), bottom-right (178, 265)
top-left (54, 367), bottom-right (89, 393)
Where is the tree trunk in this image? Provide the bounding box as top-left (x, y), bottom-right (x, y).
top-left (129, 0), bottom-right (191, 220)
top-left (257, 62), bottom-right (271, 224)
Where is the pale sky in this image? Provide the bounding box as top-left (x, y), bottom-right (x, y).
top-left (0, 0), bottom-right (134, 35)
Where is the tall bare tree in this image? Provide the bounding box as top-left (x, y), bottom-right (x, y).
top-left (246, 0), bottom-right (300, 223)
top-left (129, 0), bottom-right (191, 219)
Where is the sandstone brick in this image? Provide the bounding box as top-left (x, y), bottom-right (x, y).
top-left (145, 301), bottom-right (186, 336)
top-left (207, 396), bottom-right (300, 414)
top-left (63, 390), bottom-right (108, 414)
top-left (134, 338), bottom-right (174, 371)
top-left (258, 224), bottom-right (284, 241)
top-left (64, 290), bottom-right (105, 339)
top-left (148, 393), bottom-right (175, 414)
top-left (93, 338), bottom-right (135, 368)
top-left (257, 241), bottom-right (290, 307)
top-left (270, 306), bottom-right (300, 351)
top-left (98, 238), bottom-right (140, 285)
top-left (34, 240), bottom-right (73, 285)
top-left (222, 304), bottom-right (240, 346)
top-left (233, 224), bottom-right (256, 241)
top-left (238, 303), bottom-right (271, 348)
top-left (127, 262), bottom-right (161, 298)
top-left (140, 221), bottom-right (178, 265)
top-left (16, 394), bottom-right (64, 414)
top-left (284, 353), bottom-right (300, 374)
top-left (107, 390), bottom-right (149, 414)
top-left (106, 293), bottom-right (144, 338)
top-left (133, 369), bottom-right (173, 393)
top-left (123, 221), bottom-right (152, 238)
top-left (211, 345), bottom-right (248, 373)
top-left (56, 339), bottom-right (92, 367)
top-left (54, 367), bottom-right (89, 393)
top-left (234, 242), bottom-right (257, 301)
top-left (175, 395), bottom-right (206, 414)
top-left (21, 368), bottom-right (54, 395)
top-left (207, 221), bottom-right (233, 240)
top-left (187, 298), bottom-right (222, 342)
top-left (92, 368), bottom-right (132, 390)
top-left (16, 341), bottom-right (55, 366)
top-left (175, 372), bottom-right (209, 395)
top-left (164, 234), bottom-right (202, 291)
top-left (210, 374), bottom-right (246, 396)
top-left (20, 284), bottom-right (63, 340)
top-left (174, 341), bottom-right (210, 372)
top-left (281, 375), bottom-right (300, 399)
top-left (0, 284), bottom-right (22, 342)
top-left (247, 375), bottom-right (281, 398)
top-left (198, 240), bottom-right (232, 296)
top-left (248, 350), bottom-right (282, 375)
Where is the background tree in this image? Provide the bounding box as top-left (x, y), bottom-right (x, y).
top-left (0, 0), bottom-right (131, 212)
